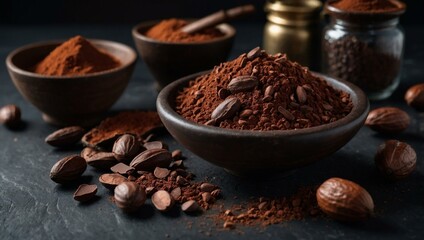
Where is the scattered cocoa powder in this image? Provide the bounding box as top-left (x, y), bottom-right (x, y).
top-left (98, 135), bottom-right (222, 212)
top-left (46, 110), bottom-right (225, 231)
top-left (216, 187), bottom-right (321, 229)
top-left (331, 0), bottom-right (400, 13)
top-left (135, 169), bottom-right (221, 210)
top-left (81, 111), bottom-right (163, 148)
top-left (176, 48), bottom-right (352, 130)
top-left (34, 35), bottom-right (120, 76)
top-left (145, 18), bottom-right (224, 43)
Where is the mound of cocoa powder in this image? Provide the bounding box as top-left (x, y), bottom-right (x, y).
top-left (176, 47), bottom-right (353, 131)
top-left (332, 0), bottom-right (400, 13)
top-left (34, 35), bottom-right (120, 76)
top-left (145, 18), bottom-right (224, 43)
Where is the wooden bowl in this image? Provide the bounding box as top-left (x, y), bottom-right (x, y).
top-left (157, 71), bottom-right (369, 175)
top-left (132, 20), bottom-right (235, 90)
top-left (6, 39), bottom-right (137, 127)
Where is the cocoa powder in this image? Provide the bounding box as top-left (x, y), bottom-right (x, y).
top-left (145, 18), bottom-right (224, 43)
top-left (176, 48), bottom-right (352, 130)
top-left (135, 170), bottom-right (220, 210)
top-left (46, 115), bottom-right (222, 213)
top-left (34, 35), bottom-right (120, 76)
top-left (81, 111), bottom-right (163, 148)
top-left (217, 187), bottom-right (321, 229)
top-left (332, 0), bottom-right (400, 12)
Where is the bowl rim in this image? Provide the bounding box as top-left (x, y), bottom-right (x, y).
top-left (5, 39), bottom-right (137, 79)
top-left (132, 19), bottom-right (236, 46)
top-left (157, 70), bottom-right (369, 138)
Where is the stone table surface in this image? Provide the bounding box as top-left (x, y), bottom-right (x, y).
top-left (0, 24), bottom-right (423, 240)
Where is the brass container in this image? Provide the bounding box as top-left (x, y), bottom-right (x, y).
top-left (263, 0), bottom-right (322, 70)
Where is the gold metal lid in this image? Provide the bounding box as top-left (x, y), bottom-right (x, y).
top-left (265, 0), bottom-right (323, 26)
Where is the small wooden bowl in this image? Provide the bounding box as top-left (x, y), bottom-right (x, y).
top-left (6, 39), bottom-right (137, 127)
top-left (132, 20), bottom-right (235, 90)
top-left (157, 71), bottom-right (369, 175)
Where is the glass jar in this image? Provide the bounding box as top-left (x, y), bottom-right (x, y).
top-left (263, 0), bottom-right (322, 71)
top-left (322, 1), bottom-right (406, 100)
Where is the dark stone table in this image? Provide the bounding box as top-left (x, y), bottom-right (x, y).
top-left (0, 24), bottom-right (423, 240)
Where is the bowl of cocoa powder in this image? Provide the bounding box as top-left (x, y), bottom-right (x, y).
top-left (132, 18), bottom-right (235, 90)
top-left (6, 35), bottom-right (137, 127)
top-left (157, 48), bottom-right (369, 175)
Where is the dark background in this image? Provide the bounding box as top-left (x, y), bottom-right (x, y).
top-left (0, 0), bottom-right (422, 25)
top-left (1, 1), bottom-right (424, 240)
